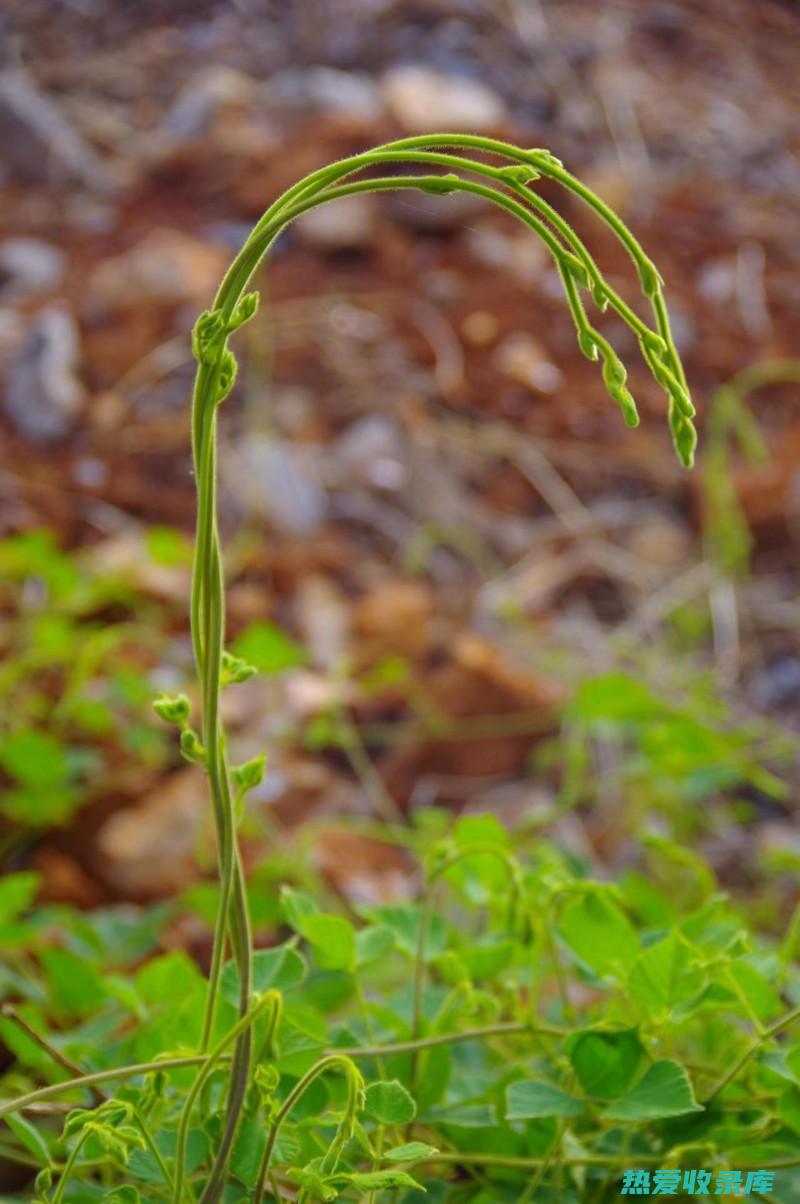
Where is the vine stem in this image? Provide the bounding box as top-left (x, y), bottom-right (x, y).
top-left (0, 1022), bottom-right (550, 1123)
top-left (703, 1004), bottom-right (800, 1104)
top-left (178, 136), bottom-right (697, 1199)
top-left (52, 1128), bottom-right (91, 1204)
top-left (330, 1020), bottom-right (566, 1058)
top-left (416, 1151), bottom-right (800, 1171)
top-left (252, 1055), bottom-right (361, 1204)
top-left (0, 1056), bottom-right (214, 1121)
top-left (173, 992), bottom-right (280, 1204)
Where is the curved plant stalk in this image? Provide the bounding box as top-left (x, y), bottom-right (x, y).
top-left (252, 1055), bottom-right (364, 1204)
top-left (172, 991), bottom-right (281, 1204)
top-left (170, 136), bottom-right (699, 1203)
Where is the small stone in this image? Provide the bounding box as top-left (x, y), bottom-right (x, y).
top-left (334, 415), bottom-right (406, 490)
top-left (270, 68), bottom-right (381, 126)
top-left (355, 579), bottom-right (434, 659)
top-left (295, 194), bottom-right (377, 250)
top-left (224, 434), bottom-right (327, 538)
top-left (96, 768), bottom-right (207, 896)
top-left (0, 239), bottom-right (66, 299)
top-left (493, 332), bottom-right (563, 393)
top-left (381, 66), bottom-right (507, 133)
top-left (0, 67), bottom-right (113, 189)
top-left (89, 229), bottom-right (228, 306)
top-left (161, 67), bottom-right (258, 141)
top-left (461, 310), bottom-right (499, 346)
top-left (4, 304), bottom-right (85, 443)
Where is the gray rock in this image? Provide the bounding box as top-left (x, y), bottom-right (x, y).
top-left (381, 65), bottom-right (507, 133)
top-left (0, 67), bottom-right (111, 189)
top-left (4, 304), bottom-right (85, 442)
top-left (225, 434), bottom-right (327, 538)
top-left (334, 415), bottom-right (406, 490)
top-left (0, 238), bottom-right (65, 300)
top-left (161, 67), bottom-right (259, 141)
top-left (270, 67), bottom-right (382, 125)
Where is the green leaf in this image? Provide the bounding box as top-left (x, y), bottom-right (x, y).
top-left (136, 950), bottom-right (204, 1005)
top-left (366, 1080), bottom-right (417, 1125)
top-left (40, 948), bottom-right (107, 1018)
top-left (222, 942), bottom-right (307, 1005)
top-left (727, 959), bottom-right (783, 1022)
top-left (569, 674), bottom-right (663, 722)
top-left (231, 621), bottom-right (307, 674)
top-left (385, 1143), bottom-right (439, 1162)
top-left (231, 1117), bottom-right (268, 1185)
top-left (602, 1060), bottom-right (703, 1121)
top-left (457, 936), bottom-right (516, 981)
top-left (506, 1080), bottom-right (584, 1120)
top-left (0, 872), bottom-right (40, 923)
top-left (0, 729), bottom-right (70, 789)
top-left (628, 932), bottom-right (704, 1014)
top-left (558, 890), bottom-right (639, 977)
top-left (355, 924), bottom-right (396, 968)
top-left (146, 525), bottom-right (192, 566)
top-left (104, 1188), bottom-right (141, 1204)
top-left (302, 914), bottom-right (357, 971)
top-left (778, 1086), bottom-right (800, 1134)
top-left (280, 886), bottom-right (319, 929)
top-left (5, 1112), bottom-right (50, 1166)
top-left (361, 905), bottom-right (447, 960)
top-left (427, 1102), bottom-right (497, 1128)
top-left (566, 1028), bottom-right (643, 1099)
top-left (350, 1170), bottom-right (424, 1191)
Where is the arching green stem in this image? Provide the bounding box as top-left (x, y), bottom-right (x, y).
top-left (252, 1055), bottom-right (364, 1204)
top-left (184, 137), bottom-right (696, 1202)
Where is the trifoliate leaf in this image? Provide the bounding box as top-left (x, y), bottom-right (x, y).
top-left (566, 1028), bottom-right (643, 1099)
top-left (506, 1080), bottom-right (584, 1120)
top-left (302, 914), bottom-right (357, 971)
top-left (558, 890), bottom-right (640, 978)
top-left (385, 1142), bottom-right (439, 1162)
top-left (628, 932), bottom-right (704, 1015)
top-left (350, 1170), bottom-right (424, 1191)
top-left (365, 1080), bottom-right (417, 1125)
top-left (602, 1060), bottom-right (703, 1121)
top-left (5, 1112), bottom-right (50, 1166)
top-left (232, 754), bottom-right (266, 793)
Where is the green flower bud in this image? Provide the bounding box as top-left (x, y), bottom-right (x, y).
top-left (591, 280), bottom-right (609, 311)
top-left (420, 173), bottom-right (460, 195)
top-left (179, 728), bottom-right (206, 765)
top-left (637, 259), bottom-right (665, 298)
top-left (564, 253), bottom-right (590, 290)
top-left (496, 164), bottom-right (541, 185)
top-left (528, 149), bottom-right (564, 171)
top-left (214, 347), bottom-right (238, 404)
top-left (221, 651), bottom-right (258, 686)
top-left (35, 1168), bottom-right (52, 1201)
top-left (230, 291), bottom-right (259, 330)
top-left (232, 753), bottom-right (266, 793)
top-left (578, 329), bottom-right (598, 361)
top-left (191, 309), bottom-right (226, 364)
top-left (152, 693), bottom-right (191, 725)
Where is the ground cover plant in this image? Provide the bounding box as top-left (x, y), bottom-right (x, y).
top-left (2, 135), bottom-right (799, 1204)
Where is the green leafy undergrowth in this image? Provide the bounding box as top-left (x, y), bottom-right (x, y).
top-left (0, 529), bottom-right (184, 828)
top-left (1, 816), bottom-right (799, 1202)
